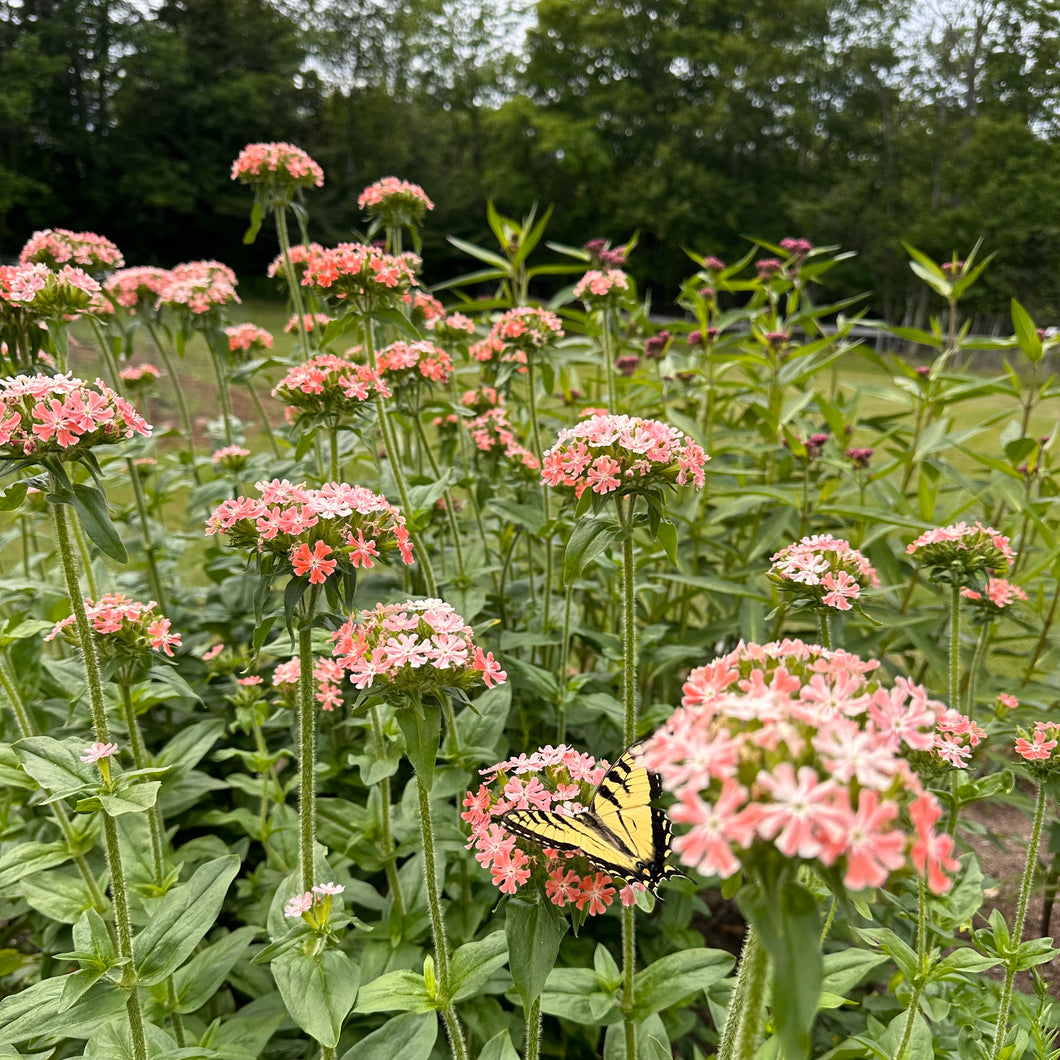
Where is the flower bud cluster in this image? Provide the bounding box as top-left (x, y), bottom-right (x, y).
top-left (906, 521), bottom-right (1015, 583)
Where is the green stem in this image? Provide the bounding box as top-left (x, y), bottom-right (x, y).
top-left (717, 926), bottom-right (770, 1060)
top-left (601, 307), bottom-right (617, 410)
top-left (274, 207), bottom-right (314, 361)
top-left (19, 513), bottom-right (33, 580)
top-left (51, 487), bottom-right (110, 740)
top-left (118, 684), bottom-right (166, 884)
top-left (298, 624), bottom-right (317, 893)
top-left (620, 500), bottom-right (637, 745)
top-left (126, 458), bottom-right (166, 610)
top-left (415, 772), bottom-right (468, 1060)
top-left (246, 378), bottom-right (282, 458)
top-left (525, 994), bottom-right (542, 1060)
top-left (949, 582), bottom-right (961, 709)
top-left (70, 514), bottom-right (99, 601)
top-left (364, 328), bottom-right (437, 596)
top-left (87, 317), bottom-right (124, 390)
top-left (818, 610), bottom-right (833, 651)
top-left (328, 428), bottom-right (340, 482)
top-left (557, 585), bottom-right (574, 743)
top-left (102, 811), bottom-right (149, 1060)
top-left (622, 905), bottom-right (637, 1060)
top-left (369, 705), bottom-right (405, 922)
top-left (208, 345), bottom-right (235, 446)
top-left (895, 877), bottom-right (928, 1060)
top-left (965, 622), bottom-right (990, 719)
top-left (989, 782), bottom-right (1048, 1060)
top-left (413, 414), bottom-right (465, 582)
top-left (146, 320), bottom-right (200, 485)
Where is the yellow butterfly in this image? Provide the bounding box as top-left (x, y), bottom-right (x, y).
top-left (501, 740), bottom-right (675, 891)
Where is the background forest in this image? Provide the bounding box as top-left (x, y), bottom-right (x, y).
top-left (3, 0), bottom-right (1060, 326)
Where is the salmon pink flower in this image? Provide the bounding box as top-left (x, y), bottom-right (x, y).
top-left (272, 352), bottom-right (389, 426)
top-left (81, 742), bottom-right (119, 764)
top-left (906, 521), bottom-right (1014, 583)
top-left (464, 744), bottom-right (643, 916)
top-left (20, 229), bottom-right (124, 274)
top-left (104, 267), bottom-right (173, 311)
top-left (542, 413), bottom-right (708, 500)
top-left (768, 534), bottom-right (878, 613)
top-left (231, 142), bottom-right (324, 191)
top-left (644, 639), bottom-right (958, 894)
top-left (574, 269), bottom-right (631, 305)
top-left (375, 340), bottom-right (454, 388)
top-left (300, 242), bottom-right (418, 312)
top-left (331, 599), bottom-right (502, 699)
top-left (358, 176), bottom-right (434, 226)
top-left (291, 540), bottom-right (337, 584)
top-left (156, 261), bottom-right (240, 317)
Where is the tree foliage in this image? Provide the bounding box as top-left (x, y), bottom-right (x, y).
top-left (3, 0), bottom-right (1060, 318)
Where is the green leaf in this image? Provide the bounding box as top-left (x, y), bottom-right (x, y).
top-left (353, 969), bottom-right (433, 1014)
top-left (272, 946), bottom-right (359, 1048)
top-left (339, 1011), bottom-right (437, 1060)
top-left (449, 930), bottom-right (509, 1003)
top-left (397, 702), bottom-right (441, 791)
top-left (1011, 298), bottom-right (1043, 362)
top-left (21, 869), bottom-right (97, 924)
top-left (603, 1013), bottom-right (669, 1060)
top-left (505, 898), bottom-right (568, 1011)
top-left (633, 948), bottom-right (734, 1019)
top-left (563, 517), bottom-right (623, 584)
top-left (0, 841), bottom-right (71, 892)
top-left (13, 736), bottom-right (96, 801)
top-left (478, 1030), bottom-right (521, 1060)
top-left (70, 483), bottom-right (127, 564)
top-left (0, 976), bottom-right (125, 1043)
top-left (134, 855), bottom-right (241, 984)
top-left (740, 881), bottom-right (822, 1060)
top-left (447, 234), bottom-right (510, 270)
top-left (97, 781), bottom-right (160, 817)
top-left (657, 520), bottom-right (678, 566)
top-left (540, 968), bottom-right (621, 1025)
top-left (204, 992), bottom-right (287, 1059)
top-left (170, 925), bottom-right (258, 1014)
top-left (0, 482), bottom-right (28, 511)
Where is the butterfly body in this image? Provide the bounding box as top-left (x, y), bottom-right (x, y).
top-left (500, 740), bottom-right (675, 891)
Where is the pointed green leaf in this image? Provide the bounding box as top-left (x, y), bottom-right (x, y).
top-left (272, 947), bottom-right (359, 1048)
top-left (70, 483), bottom-right (127, 564)
top-left (339, 1011), bottom-right (437, 1060)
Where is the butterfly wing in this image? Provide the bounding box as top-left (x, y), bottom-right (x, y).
top-left (500, 740), bottom-right (674, 890)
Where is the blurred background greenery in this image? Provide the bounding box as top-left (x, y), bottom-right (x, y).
top-left (3, 0), bottom-right (1058, 325)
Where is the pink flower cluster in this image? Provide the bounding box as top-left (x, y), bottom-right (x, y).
top-left (104, 267), bottom-right (174, 310)
top-left (20, 229), bottom-right (124, 273)
top-left (268, 244), bottom-right (321, 282)
top-left (542, 414), bottom-right (708, 499)
top-left (1015, 722), bottom-right (1060, 767)
top-left (46, 593), bottom-right (182, 665)
top-left (225, 323), bottom-right (274, 356)
top-left (906, 521), bottom-right (1015, 581)
top-left (206, 479), bottom-right (413, 583)
top-left (230, 142), bottom-right (324, 189)
top-left (212, 445), bottom-right (251, 472)
top-left (491, 307), bottom-right (565, 352)
top-left (300, 243), bottom-right (419, 308)
top-left (463, 745), bottom-right (641, 914)
top-left (643, 639), bottom-right (959, 894)
top-left (1, 262), bottom-right (106, 319)
top-left (283, 882), bottom-right (344, 922)
top-left (285, 312), bottom-right (331, 334)
top-left (402, 290), bottom-right (445, 324)
top-left (573, 269), bottom-right (631, 304)
top-left (331, 600), bottom-right (505, 695)
top-left (768, 534), bottom-right (880, 612)
top-left (119, 364), bottom-right (161, 385)
top-left (960, 577), bottom-right (1027, 611)
top-left (271, 352), bottom-right (390, 421)
top-left (273, 656), bottom-right (346, 712)
top-left (930, 709), bottom-right (986, 770)
top-left (0, 373), bottom-right (151, 459)
top-left (466, 407), bottom-right (539, 472)
top-left (426, 311), bottom-right (476, 340)
top-left (376, 340), bottom-right (454, 387)
top-left (357, 176), bottom-right (435, 217)
top-left (157, 261), bottom-right (240, 315)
